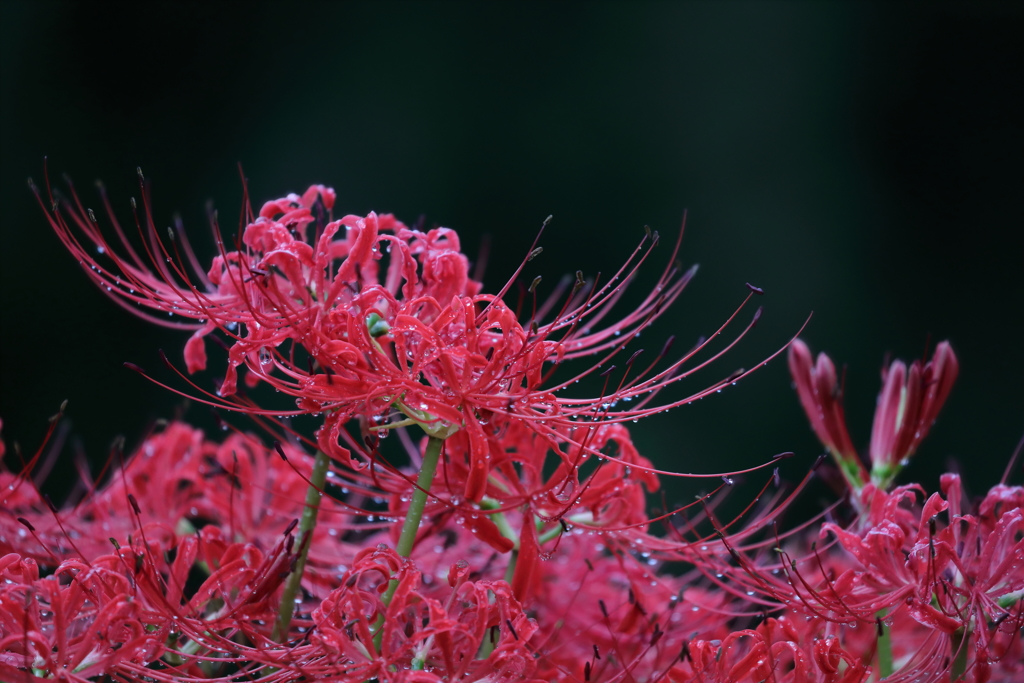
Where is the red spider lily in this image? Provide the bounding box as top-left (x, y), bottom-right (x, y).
top-left (868, 341), bottom-right (958, 488)
top-left (667, 616), bottom-right (871, 683)
top-left (788, 340), bottom-right (958, 492)
top-left (1, 524), bottom-right (325, 681)
top-left (704, 476), bottom-right (1024, 682)
top-left (36, 170), bottom-right (791, 507)
top-left (0, 552), bottom-right (165, 682)
top-left (310, 544), bottom-right (543, 682)
top-left (787, 339), bottom-right (867, 491)
top-left (377, 417), bottom-right (662, 560)
top-left (527, 533), bottom-right (733, 683)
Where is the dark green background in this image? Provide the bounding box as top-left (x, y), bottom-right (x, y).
top-left (2, 1), bottom-right (1022, 506)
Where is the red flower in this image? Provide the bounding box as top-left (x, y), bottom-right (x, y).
top-left (311, 544), bottom-right (542, 682)
top-left (668, 616), bottom-right (871, 683)
top-left (788, 340), bottom-right (958, 492)
top-left (712, 476), bottom-right (1024, 682)
top-left (787, 339), bottom-right (867, 491)
top-left (868, 341), bottom-right (958, 488)
top-left (39, 172), bottom-right (785, 508)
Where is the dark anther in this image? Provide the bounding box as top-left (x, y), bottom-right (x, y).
top-left (573, 270), bottom-right (586, 292)
top-left (650, 623), bottom-right (664, 646)
top-left (585, 558), bottom-right (594, 571)
top-left (124, 362), bottom-right (146, 374)
top-left (593, 644), bottom-right (601, 660)
top-left (157, 349), bottom-right (173, 368)
top-left (87, 208), bottom-right (97, 223)
top-left (876, 617), bottom-right (885, 637)
top-left (812, 454), bottom-right (827, 471)
top-left (772, 451), bottom-right (795, 460)
top-left (721, 476), bottom-right (734, 486)
top-left (559, 518), bottom-right (569, 532)
top-left (345, 574), bottom-right (359, 587)
top-left (651, 230), bottom-right (660, 245)
top-left (542, 215), bottom-right (553, 228)
top-left (166, 227), bottom-right (175, 241)
top-left (136, 167), bottom-right (144, 180)
top-left (274, 441), bottom-right (289, 461)
top-left (529, 275), bottom-right (543, 293)
top-left (644, 225), bottom-right (652, 238)
top-left (506, 619), bottom-right (519, 640)
top-left (745, 283), bottom-right (764, 295)
top-left (773, 467), bottom-right (781, 488)
top-left (660, 335), bottom-right (676, 358)
top-left (626, 349), bottom-right (644, 365)
top-left (726, 368), bottom-right (745, 383)
top-left (599, 364), bottom-right (617, 377)
top-left (628, 588), bottom-right (635, 605)
top-left (284, 519), bottom-right (299, 536)
top-left (598, 599), bottom-right (608, 618)
top-left (751, 306), bottom-right (763, 324)
top-left (17, 518), bottom-right (35, 532)
top-left (584, 661), bottom-right (592, 681)
top-left (127, 494), bottom-right (142, 515)
top-left (43, 494), bottom-right (58, 514)
top-left (130, 197), bottom-right (137, 210)
top-left (528, 247), bottom-right (544, 261)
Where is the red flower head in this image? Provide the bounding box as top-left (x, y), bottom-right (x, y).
top-left (668, 616), bottom-right (871, 683)
top-left (787, 339), bottom-right (866, 491)
top-left (714, 475), bottom-right (1024, 682)
top-left (868, 341), bottom-right (958, 488)
top-left (0, 552), bottom-right (166, 681)
top-left (788, 340), bottom-right (958, 492)
top-left (38, 171), bottom-right (786, 512)
top-left (311, 544), bottom-right (541, 682)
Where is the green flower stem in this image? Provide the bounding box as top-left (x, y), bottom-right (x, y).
top-left (834, 450), bottom-right (867, 493)
top-left (503, 549), bottom-right (518, 584)
top-left (951, 628), bottom-right (969, 682)
top-left (272, 450), bottom-right (330, 643)
top-left (396, 435), bottom-right (444, 558)
top-left (372, 435), bottom-right (444, 651)
top-left (876, 611), bottom-right (893, 680)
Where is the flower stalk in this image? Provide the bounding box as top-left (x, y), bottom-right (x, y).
top-left (372, 434), bottom-right (445, 651)
top-left (876, 613), bottom-right (893, 680)
top-left (272, 449), bottom-right (330, 643)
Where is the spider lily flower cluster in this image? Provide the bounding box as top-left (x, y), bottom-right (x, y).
top-left (0, 170), bottom-right (1019, 682)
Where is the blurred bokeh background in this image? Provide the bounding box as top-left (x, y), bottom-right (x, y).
top-left (2, 1), bottom-right (1022, 508)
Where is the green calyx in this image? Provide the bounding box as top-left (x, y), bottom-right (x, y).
top-left (367, 312), bottom-right (390, 338)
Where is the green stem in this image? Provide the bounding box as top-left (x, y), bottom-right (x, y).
top-left (834, 450), bottom-right (867, 493)
top-left (951, 628), bottom-right (969, 682)
top-left (876, 612), bottom-right (893, 680)
top-left (372, 435), bottom-right (444, 651)
top-left (272, 450), bottom-right (330, 643)
top-left (396, 435), bottom-right (444, 557)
